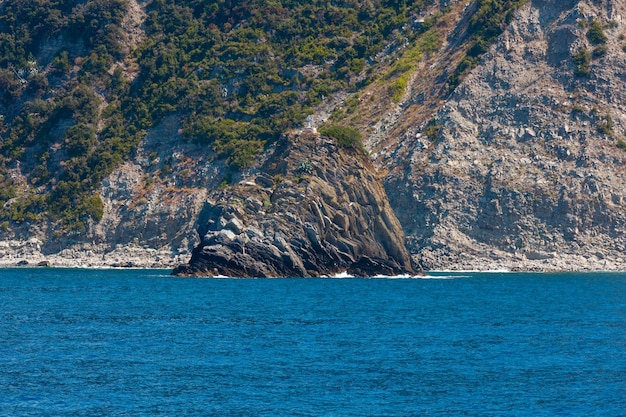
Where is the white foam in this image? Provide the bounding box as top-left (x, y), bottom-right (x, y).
top-left (327, 271), bottom-right (354, 278)
top-left (322, 272), bottom-right (473, 279)
top-left (431, 268), bottom-right (511, 273)
top-left (421, 274), bottom-right (471, 279)
top-left (367, 274), bottom-right (470, 279)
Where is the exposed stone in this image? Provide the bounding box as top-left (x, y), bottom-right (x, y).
top-left (225, 217), bottom-right (244, 234)
top-left (525, 251), bottom-right (555, 261)
top-left (245, 197), bottom-right (263, 212)
top-left (381, 0), bottom-right (626, 272)
top-left (244, 227), bottom-right (264, 239)
top-left (173, 133), bottom-right (416, 277)
top-left (255, 174), bottom-right (274, 188)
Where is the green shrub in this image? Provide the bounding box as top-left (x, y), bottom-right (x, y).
top-left (389, 76), bottom-right (409, 103)
top-left (65, 124), bottom-right (96, 156)
top-left (592, 45), bottom-right (608, 58)
top-left (349, 58), bottom-right (365, 73)
top-left (587, 20), bottom-right (608, 45)
top-left (217, 139), bottom-right (265, 169)
top-left (50, 50), bottom-right (71, 75)
top-left (617, 139), bottom-right (626, 150)
top-left (598, 114), bottom-right (614, 135)
top-left (329, 108), bottom-right (347, 122)
top-left (572, 47), bottom-right (591, 77)
top-left (80, 193), bottom-right (104, 221)
top-left (26, 72), bottom-right (49, 96)
top-left (0, 183), bottom-right (16, 203)
top-left (424, 118), bottom-right (442, 140)
top-left (0, 69), bottom-right (23, 103)
top-left (344, 95), bottom-right (360, 114)
top-left (4, 194), bottom-right (46, 223)
top-left (319, 125), bottom-right (365, 152)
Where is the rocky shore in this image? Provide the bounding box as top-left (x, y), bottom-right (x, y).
top-left (0, 239), bottom-right (188, 269)
top-left (421, 252), bottom-right (626, 273)
top-left (2, 234), bottom-right (623, 272)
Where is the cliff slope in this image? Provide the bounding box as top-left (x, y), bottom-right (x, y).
top-left (379, 0), bottom-right (626, 270)
top-left (0, 0), bottom-right (436, 269)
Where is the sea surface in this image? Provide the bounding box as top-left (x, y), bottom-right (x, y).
top-left (0, 269), bottom-right (625, 416)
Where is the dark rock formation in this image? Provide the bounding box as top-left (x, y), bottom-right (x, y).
top-left (173, 133), bottom-right (416, 277)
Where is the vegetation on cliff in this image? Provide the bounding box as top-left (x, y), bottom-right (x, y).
top-left (447, 0), bottom-right (527, 91)
top-left (0, 0), bottom-right (442, 232)
top-left (0, 0), bottom-right (532, 236)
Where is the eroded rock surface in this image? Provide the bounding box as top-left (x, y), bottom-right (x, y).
top-left (174, 133), bottom-right (415, 277)
top-left (380, 0), bottom-right (626, 271)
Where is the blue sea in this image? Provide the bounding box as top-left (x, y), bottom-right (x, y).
top-left (0, 269), bottom-right (625, 416)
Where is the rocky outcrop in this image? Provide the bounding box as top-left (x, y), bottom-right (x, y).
top-left (173, 133), bottom-right (416, 277)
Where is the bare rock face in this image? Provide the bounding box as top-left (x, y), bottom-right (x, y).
top-left (173, 133), bottom-right (416, 277)
top-left (92, 115), bottom-right (222, 259)
top-left (384, 0), bottom-right (626, 271)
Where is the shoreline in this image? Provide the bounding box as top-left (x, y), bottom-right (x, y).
top-left (2, 257), bottom-right (625, 274)
top-left (2, 239), bottom-right (625, 274)
top-left (2, 264), bottom-right (625, 276)
top-left (416, 251), bottom-right (626, 274)
top-left (0, 239), bottom-right (189, 270)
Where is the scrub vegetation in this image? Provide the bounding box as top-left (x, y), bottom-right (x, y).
top-left (0, 0), bottom-right (529, 232)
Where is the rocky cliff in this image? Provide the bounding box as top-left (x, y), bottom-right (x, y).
top-left (3, 0), bottom-right (626, 273)
top-left (173, 133), bottom-right (415, 277)
top-left (0, 115), bottom-right (222, 268)
top-left (376, 0), bottom-right (626, 270)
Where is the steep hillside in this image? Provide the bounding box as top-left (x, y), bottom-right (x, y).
top-left (375, 0), bottom-right (626, 270)
top-left (0, 0), bottom-right (445, 267)
top-left (2, 0), bottom-right (625, 272)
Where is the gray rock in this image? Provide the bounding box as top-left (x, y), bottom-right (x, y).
top-left (525, 251), bottom-right (555, 261)
top-left (246, 197), bottom-right (263, 212)
top-left (174, 133), bottom-right (416, 277)
top-left (244, 227), bottom-right (264, 239)
top-left (305, 223), bottom-right (322, 250)
top-left (255, 175), bottom-right (274, 188)
top-left (225, 217), bottom-right (244, 234)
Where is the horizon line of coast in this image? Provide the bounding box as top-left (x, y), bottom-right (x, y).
top-left (1, 238), bottom-right (625, 273)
